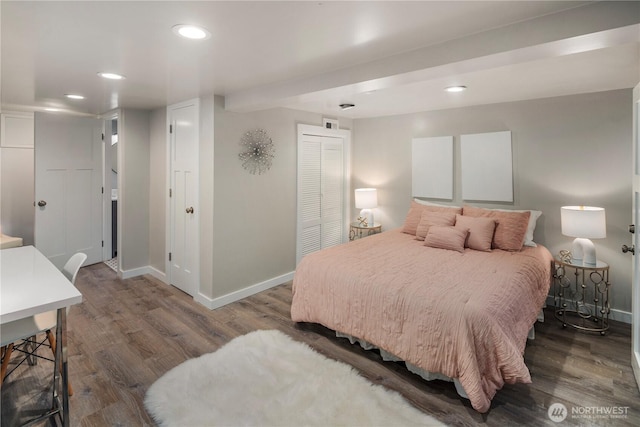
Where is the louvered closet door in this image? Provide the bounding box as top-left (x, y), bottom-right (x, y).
top-left (321, 142), bottom-right (343, 248)
top-left (297, 134), bottom-right (344, 263)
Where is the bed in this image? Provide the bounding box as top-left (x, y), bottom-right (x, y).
top-left (291, 202), bottom-right (553, 413)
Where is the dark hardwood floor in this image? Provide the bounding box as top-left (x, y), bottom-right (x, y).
top-left (2, 262), bottom-right (639, 426)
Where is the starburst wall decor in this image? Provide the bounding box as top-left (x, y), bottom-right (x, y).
top-left (238, 129), bottom-right (275, 175)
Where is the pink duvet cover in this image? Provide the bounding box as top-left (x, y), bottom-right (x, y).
top-left (291, 229), bottom-right (553, 412)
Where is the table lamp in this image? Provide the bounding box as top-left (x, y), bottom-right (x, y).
top-left (355, 188), bottom-right (377, 227)
top-left (561, 206), bottom-right (606, 265)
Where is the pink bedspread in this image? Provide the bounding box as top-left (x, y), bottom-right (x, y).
top-left (291, 229), bottom-right (553, 412)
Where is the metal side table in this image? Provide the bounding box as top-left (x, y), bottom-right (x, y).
top-left (553, 258), bottom-right (610, 335)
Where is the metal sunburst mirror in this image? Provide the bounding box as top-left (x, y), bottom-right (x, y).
top-left (238, 129), bottom-right (275, 175)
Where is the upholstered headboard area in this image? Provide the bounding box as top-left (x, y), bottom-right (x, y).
top-left (410, 198), bottom-right (542, 249)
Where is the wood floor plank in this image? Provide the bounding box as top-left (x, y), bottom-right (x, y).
top-left (2, 262), bottom-right (639, 426)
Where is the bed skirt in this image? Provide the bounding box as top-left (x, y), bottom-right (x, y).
top-left (335, 331), bottom-right (470, 399)
top-left (336, 309), bottom-right (544, 402)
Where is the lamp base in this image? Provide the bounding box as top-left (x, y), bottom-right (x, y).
top-left (359, 208), bottom-right (374, 227)
top-left (571, 237), bottom-right (597, 265)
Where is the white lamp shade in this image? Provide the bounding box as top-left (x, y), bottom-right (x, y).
top-left (355, 188), bottom-right (378, 209)
top-left (561, 206), bottom-right (606, 239)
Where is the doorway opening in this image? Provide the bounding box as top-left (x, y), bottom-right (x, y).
top-left (103, 115), bottom-right (119, 271)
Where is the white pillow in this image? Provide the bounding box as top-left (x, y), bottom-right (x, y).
top-left (524, 210), bottom-right (542, 246)
top-left (413, 198), bottom-right (461, 209)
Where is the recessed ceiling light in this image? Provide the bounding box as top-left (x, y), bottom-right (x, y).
top-left (44, 108), bottom-right (60, 112)
top-left (64, 94), bottom-right (85, 100)
top-left (98, 72), bottom-right (126, 80)
top-left (445, 85), bottom-right (467, 93)
top-left (172, 24), bottom-right (211, 40)
top-left (339, 103), bottom-right (355, 110)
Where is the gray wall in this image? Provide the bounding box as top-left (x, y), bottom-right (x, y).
top-left (212, 95), bottom-right (351, 299)
top-left (0, 112), bottom-right (35, 245)
top-left (352, 90), bottom-right (633, 316)
top-left (148, 107), bottom-right (166, 274)
top-left (0, 148), bottom-right (34, 244)
top-left (120, 108), bottom-right (151, 272)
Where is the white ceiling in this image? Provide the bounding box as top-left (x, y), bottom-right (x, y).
top-left (1, 1), bottom-right (639, 119)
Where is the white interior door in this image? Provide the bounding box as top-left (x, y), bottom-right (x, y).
top-left (631, 83), bottom-right (640, 391)
top-left (35, 113), bottom-right (103, 269)
top-left (168, 99), bottom-right (199, 296)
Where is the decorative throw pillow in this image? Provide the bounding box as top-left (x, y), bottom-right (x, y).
top-left (415, 211), bottom-right (457, 241)
top-left (454, 214), bottom-right (496, 251)
top-left (462, 206), bottom-right (531, 251)
top-left (424, 226), bottom-right (469, 253)
top-left (492, 208), bottom-right (542, 247)
top-left (402, 201), bottom-right (462, 235)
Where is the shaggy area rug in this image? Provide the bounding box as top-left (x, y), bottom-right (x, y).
top-left (145, 330), bottom-right (444, 426)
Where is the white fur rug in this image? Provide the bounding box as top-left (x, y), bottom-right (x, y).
top-left (145, 330), bottom-right (444, 426)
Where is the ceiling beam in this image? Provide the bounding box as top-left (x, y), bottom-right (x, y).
top-left (224, 1), bottom-right (640, 113)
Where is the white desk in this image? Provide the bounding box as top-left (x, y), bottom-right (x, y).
top-left (1, 245), bottom-right (82, 426)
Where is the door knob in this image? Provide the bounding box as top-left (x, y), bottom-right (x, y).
top-left (630, 224), bottom-right (635, 234)
top-left (37, 200), bottom-right (47, 207)
top-left (186, 207), bottom-right (194, 214)
top-left (622, 244), bottom-right (635, 255)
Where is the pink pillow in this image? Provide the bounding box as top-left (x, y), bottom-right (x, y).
top-left (424, 226), bottom-right (469, 253)
top-left (455, 214), bottom-right (496, 251)
top-left (462, 206), bottom-right (530, 251)
top-left (402, 201), bottom-right (462, 235)
top-left (415, 211), bottom-right (457, 241)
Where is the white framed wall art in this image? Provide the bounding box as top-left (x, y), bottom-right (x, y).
top-left (411, 136), bottom-right (454, 200)
top-left (460, 131), bottom-right (513, 202)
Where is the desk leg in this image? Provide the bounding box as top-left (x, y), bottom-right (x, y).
top-left (56, 307), bottom-right (70, 427)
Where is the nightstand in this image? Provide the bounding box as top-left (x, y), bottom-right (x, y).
top-left (349, 222), bottom-right (382, 241)
top-left (553, 258), bottom-right (610, 335)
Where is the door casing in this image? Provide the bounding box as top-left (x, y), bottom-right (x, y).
top-left (631, 83), bottom-right (640, 392)
top-left (102, 111), bottom-right (119, 267)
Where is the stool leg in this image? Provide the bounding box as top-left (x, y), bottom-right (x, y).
top-left (46, 330), bottom-right (73, 396)
top-left (26, 336), bottom-right (38, 366)
top-left (1, 344), bottom-right (14, 386)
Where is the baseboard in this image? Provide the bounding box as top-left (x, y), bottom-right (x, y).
top-left (121, 265), bottom-right (152, 280)
top-left (545, 295), bottom-right (631, 324)
top-left (147, 265), bottom-right (168, 284)
top-left (195, 271), bottom-right (295, 310)
top-left (120, 265), bottom-right (291, 310)
top-left (119, 265), bottom-right (167, 283)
